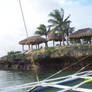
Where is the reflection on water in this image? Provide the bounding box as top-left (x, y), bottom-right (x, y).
top-left (0, 70), bottom-right (92, 92)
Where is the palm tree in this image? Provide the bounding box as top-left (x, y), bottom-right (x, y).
top-left (35, 24), bottom-right (50, 39)
top-left (48, 8), bottom-right (71, 45)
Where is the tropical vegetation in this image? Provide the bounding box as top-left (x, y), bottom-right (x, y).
top-left (35, 8), bottom-right (74, 46)
top-left (48, 8), bottom-right (74, 45)
top-left (35, 24), bottom-right (50, 39)
top-left (7, 51), bottom-right (20, 56)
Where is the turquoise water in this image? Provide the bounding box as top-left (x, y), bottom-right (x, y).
top-left (0, 70), bottom-right (92, 92)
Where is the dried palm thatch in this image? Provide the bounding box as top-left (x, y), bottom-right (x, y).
top-left (19, 36), bottom-right (47, 45)
top-left (47, 30), bottom-right (64, 41)
top-left (19, 39), bottom-right (27, 45)
top-left (69, 28), bottom-right (92, 39)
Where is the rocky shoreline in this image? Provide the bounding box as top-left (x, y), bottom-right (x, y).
top-left (0, 45), bottom-right (92, 71)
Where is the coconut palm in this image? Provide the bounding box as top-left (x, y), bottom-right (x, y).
top-left (35, 24), bottom-right (50, 39)
top-left (48, 8), bottom-right (71, 45)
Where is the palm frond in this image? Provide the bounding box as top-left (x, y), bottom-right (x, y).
top-left (69, 27), bottom-right (75, 33)
top-left (60, 8), bottom-right (64, 21)
top-left (64, 15), bottom-right (71, 23)
top-left (35, 30), bottom-right (42, 35)
top-left (48, 19), bottom-right (59, 25)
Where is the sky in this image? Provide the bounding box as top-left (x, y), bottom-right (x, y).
top-left (0, 0), bottom-right (92, 57)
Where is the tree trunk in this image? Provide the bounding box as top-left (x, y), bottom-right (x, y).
top-left (66, 36), bottom-right (69, 45)
top-left (62, 34), bottom-right (65, 46)
top-left (46, 35), bottom-right (47, 40)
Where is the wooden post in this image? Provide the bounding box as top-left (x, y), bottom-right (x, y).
top-left (28, 45), bottom-right (30, 50)
top-left (36, 45), bottom-right (37, 49)
top-left (22, 45), bottom-right (24, 51)
top-left (31, 45), bottom-right (33, 50)
top-left (91, 37), bottom-right (92, 43)
top-left (60, 41), bottom-right (61, 46)
top-left (38, 44), bottom-right (39, 49)
top-left (45, 42), bottom-right (48, 47)
top-left (53, 40), bottom-right (55, 46)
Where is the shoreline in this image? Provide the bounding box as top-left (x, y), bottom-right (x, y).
top-left (0, 45), bottom-right (92, 71)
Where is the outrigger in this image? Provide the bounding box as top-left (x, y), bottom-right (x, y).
top-left (0, 70), bottom-right (92, 92)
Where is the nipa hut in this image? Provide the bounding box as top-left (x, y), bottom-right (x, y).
top-left (69, 28), bottom-right (92, 44)
top-left (47, 30), bottom-right (64, 46)
top-left (19, 36), bottom-right (47, 51)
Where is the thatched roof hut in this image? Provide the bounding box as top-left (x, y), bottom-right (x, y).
top-left (19, 36), bottom-right (47, 50)
top-left (69, 28), bottom-right (92, 39)
top-left (47, 31), bottom-right (63, 41)
top-left (19, 36), bottom-right (47, 45)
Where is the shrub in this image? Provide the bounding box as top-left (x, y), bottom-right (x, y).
top-left (7, 51), bottom-right (20, 56)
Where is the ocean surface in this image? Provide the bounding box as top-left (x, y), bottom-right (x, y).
top-left (0, 70), bottom-right (92, 92)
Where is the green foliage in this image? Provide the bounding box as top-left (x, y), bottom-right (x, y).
top-left (80, 44), bottom-right (92, 50)
top-left (48, 8), bottom-right (70, 31)
top-left (29, 44), bottom-right (92, 56)
top-left (56, 44), bottom-right (60, 46)
top-left (45, 46), bottom-right (56, 51)
top-left (35, 24), bottom-right (50, 38)
top-left (45, 46), bottom-right (68, 52)
top-left (7, 51), bottom-right (20, 56)
top-left (48, 8), bottom-right (75, 45)
top-left (40, 46), bottom-right (43, 49)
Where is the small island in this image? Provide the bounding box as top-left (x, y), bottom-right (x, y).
top-left (0, 8), bottom-right (92, 71)
top-left (0, 44), bottom-right (92, 71)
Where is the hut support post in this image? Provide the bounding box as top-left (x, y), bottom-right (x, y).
top-left (38, 44), bottom-right (39, 49)
top-left (36, 45), bottom-right (37, 49)
top-left (53, 40), bottom-right (55, 46)
top-left (28, 45), bottom-right (30, 50)
top-left (45, 42), bottom-right (48, 47)
top-left (22, 45), bottom-right (24, 51)
top-left (62, 41), bottom-right (65, 46)
top-left (60, 41), bottom-right (61, 46)
top-left (31, 45), bottom-right (33, 50)
top-left (89, 37), bottom-right (91, 44)
top-left (91, 37), bottom-right (92, 43)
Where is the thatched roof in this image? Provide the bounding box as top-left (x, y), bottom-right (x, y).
top-left (69, 28), bottom-right (92, 39)
top-left (19, 39), bottom-right (27, 45)
top-left (19, 36), bottom-right (47, 45)
top-left (47, 31), bottom-right (64, 41)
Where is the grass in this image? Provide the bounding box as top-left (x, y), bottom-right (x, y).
top-left (7, 51), bottom-right (21, 56)
top-left (45, 45), bottom-right (70, 52)
top-left (81, 44), bottom-right (92, 50)
top-left (29, 45), bottom-right (70, 54)
top-left (28, 44), bottom-right (92, 55)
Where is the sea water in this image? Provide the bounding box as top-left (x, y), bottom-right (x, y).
top-left (0, 70), bottom-right (92, 92)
